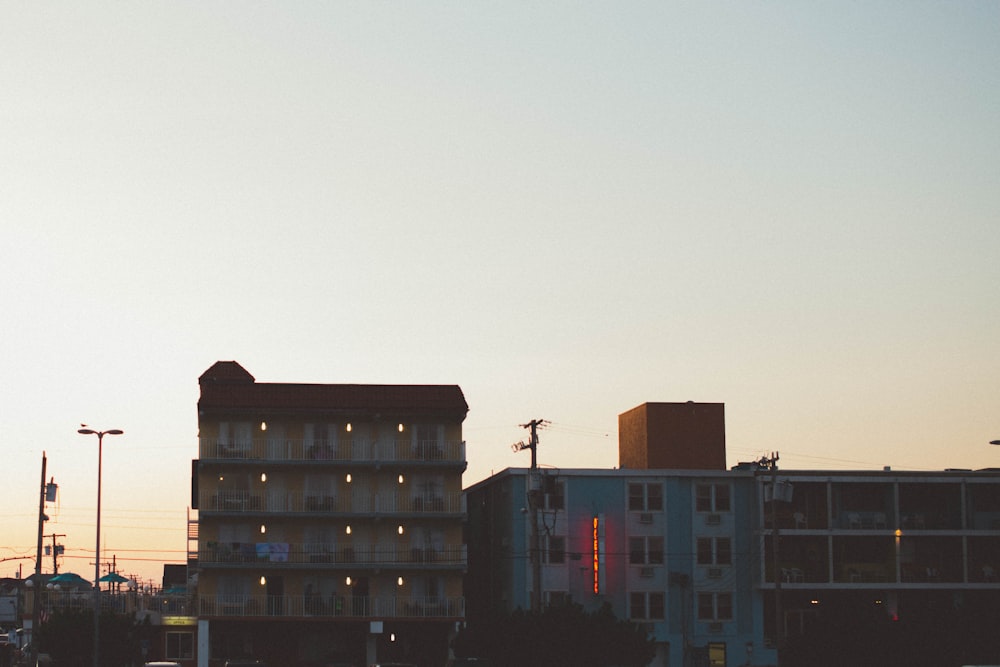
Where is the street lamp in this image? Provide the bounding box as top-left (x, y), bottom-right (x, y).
top-left (991, 440), bottom-right (1000, 446)
top-left (78, 426), bottom-right (123, 667)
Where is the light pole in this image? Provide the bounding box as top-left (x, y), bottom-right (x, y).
top-left (78, 426), bottom-right (123, 667)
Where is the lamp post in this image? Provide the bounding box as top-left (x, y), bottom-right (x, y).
top-left (78, 426), bottom-right (123, 667)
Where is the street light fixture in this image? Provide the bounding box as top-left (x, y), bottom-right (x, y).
top-left (990, 440), bottom-right (1000, 446)
top-left (78, 426), bottom-right (123, 667)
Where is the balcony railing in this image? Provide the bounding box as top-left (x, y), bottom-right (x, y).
top-left (198, 594), bottom-right (464, 619)
top-left (201, 490), bottom-right (463, 514)
top-left (200, 438), bottom-right (465, 464)
top-left (199, 542), bottom-right (466, 567)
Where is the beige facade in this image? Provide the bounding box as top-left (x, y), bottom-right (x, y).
top-left (191, 361), bottom-right (469, 667)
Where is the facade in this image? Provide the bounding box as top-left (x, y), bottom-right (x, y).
top-left (757, 467), bottom-right (1000, 655)
top-left (191, 361), bottom-right (469, 667)
top-left (465, 402), bottom-right (1000, 667)
top-left (465, 466), bottom-right (769, 667)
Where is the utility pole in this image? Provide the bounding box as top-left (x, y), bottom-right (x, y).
top-left (30, 453), bottom-right (47, 667)
top-left (512, 419), bottom-right (547, 613)
top-left (46, 534), bottom-right (66, 574)
top-left (760, 452), bottom-right (784, 666)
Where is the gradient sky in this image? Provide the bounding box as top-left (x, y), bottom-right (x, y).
top-left (2, 2), bottom-right (998, 585)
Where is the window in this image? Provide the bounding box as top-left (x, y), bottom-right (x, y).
top-left (166, 632), bottom-right (194, 660)
top-left (697, 592), bottom-right (733, 621)
top-left (544, 535), bottom-right (566, 564)
top-left (696, 483), bottom-right (731, 512)
top-left (629, 536), bottom-right (664, 565)
top-left (544, 590), bottom-right (569, 606)
top-left (629, 482), bottom-right (664, 511)
top-left (545, 479), bottom-right (565, 510)
top-left (630, 591), bottom-right (665, 620)
top-left (697, 537), bottom-right (732, 565)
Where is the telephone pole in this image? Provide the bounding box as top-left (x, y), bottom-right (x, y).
top-left (47, 534), bottom-right (66, 574)
top-left (512, 419), bottom-right (547, 612)
top-left (760, 452), bottom-right (785, 666)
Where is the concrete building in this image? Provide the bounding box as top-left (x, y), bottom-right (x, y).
top-left (755, 467), bottom-right (1000, 657)
top-left (190, 361), bottom-right (469, 667)
top-left (464, 401), bottom-right (766, 667)
top-left (464, 402), bottom-right (1000, 666)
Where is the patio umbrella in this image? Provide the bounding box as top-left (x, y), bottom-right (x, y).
top-left (49, 572), bottom-right (90, 585)
top-left (99, 572), bottom-right (131, 584)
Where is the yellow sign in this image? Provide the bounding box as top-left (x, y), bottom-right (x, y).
top-left (163, 616), bottom-right (197, 626)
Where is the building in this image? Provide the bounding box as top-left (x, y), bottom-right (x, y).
top-left (464, 402), bottom-right (1000, 666)
top-left (190, 361), bottom-right (469, 667)
top-left (465, 465), bottom-right (767, 667)
top-left (756, 466), bottom-right (1000, 665)
top-left (464, 402), bottom-right (768, 667)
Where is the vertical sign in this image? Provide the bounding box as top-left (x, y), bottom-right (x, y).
top-left (592, 513), bottom-right (605, 594)
top-left (592, 516), bottom-right (599, 594)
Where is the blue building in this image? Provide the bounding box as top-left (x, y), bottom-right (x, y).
top-left (465, 465), bottom-right (770, 667)
top-left (465, 402), bottom-right (771, 667)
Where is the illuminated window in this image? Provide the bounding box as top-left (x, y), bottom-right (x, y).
top-left (696, 483), bottom-right (731, 512)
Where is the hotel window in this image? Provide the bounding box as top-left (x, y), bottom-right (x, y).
top-left (696, 537), bottom-right (732, 565)
top-left (629, 536), bottom-right (664, 565)
top-left (630, 591), bottom-right (665, 620)
top-left (629, 482), bottom-right (664, 511)
top-left (544, 535), bottom-right (566, 564)
top-left (544, 591), bottom-right (569, 606)
top-left (697, 592), bottom-right (733, 621)
top-left (165, 632), bottom-right (194, 660)
top-left (696, 483), bottom-right (731, 512)
top-left (544, 479), bottom-right (565, 510)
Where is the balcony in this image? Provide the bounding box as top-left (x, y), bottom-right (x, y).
top-left (198, 594), bottom-right (464, 619)
top-left (200, 438), bottom-right (466, 465)
top-left (201, 490), bottom-right (464, 515)
top-left (199, 542), bottom-right (466, 568)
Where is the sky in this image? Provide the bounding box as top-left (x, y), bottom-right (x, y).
top-left (1, 2), bottom-right (998, 586)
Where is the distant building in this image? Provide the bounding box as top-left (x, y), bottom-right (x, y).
top-left (190, 361), bottom-right (469, 667)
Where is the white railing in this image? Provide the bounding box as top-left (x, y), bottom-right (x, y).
top-left (199, 542), bottom-right (465, 566)
top-left (201, 490), bottom-right (463, 514)
top-left (199, 594), bottom-right (464, 619)
top-left (200, 438), bottom-right (465, 463)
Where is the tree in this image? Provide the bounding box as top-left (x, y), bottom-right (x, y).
top-left (35, 608), bottom-right (149, 667)
top-left (456, 601), bottom-right (656, 667)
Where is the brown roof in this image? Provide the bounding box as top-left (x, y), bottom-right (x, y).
top-left (198, 361), bottom-right (468, 420)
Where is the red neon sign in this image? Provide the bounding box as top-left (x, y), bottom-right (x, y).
top-left (592, 515), bottom-right (600, 594)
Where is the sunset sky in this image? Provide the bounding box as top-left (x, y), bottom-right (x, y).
top-left (2, 2), bottom-right (998, 585)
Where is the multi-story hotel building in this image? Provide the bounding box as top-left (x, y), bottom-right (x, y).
top-left (464, 402), bottom-right (1000, 667)
top-left (190, 361), bottom-right (469, 667)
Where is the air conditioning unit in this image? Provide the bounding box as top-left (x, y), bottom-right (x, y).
top-left (708, 621), bottom-right (723, 633)
top-left (639, 567), bottom-right (654, 578)
top-left (707, 567), bottom-right (723, 579)
top-left (638, 513), bottom-right (653, 524)
top-left (705, 514), bottom-right (721, 526)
